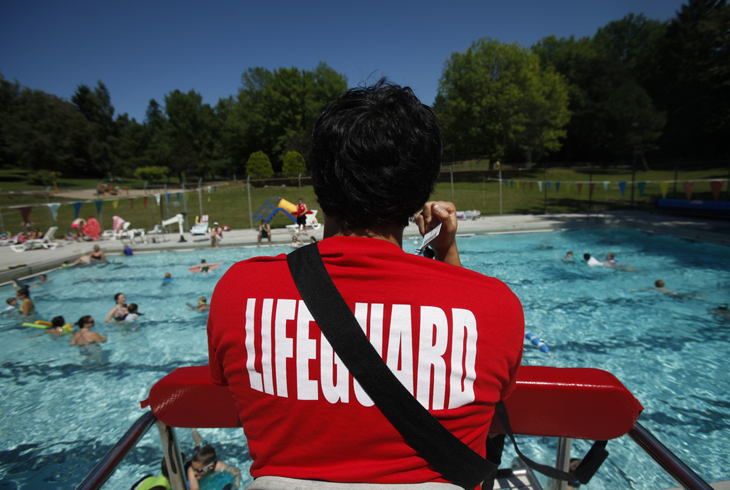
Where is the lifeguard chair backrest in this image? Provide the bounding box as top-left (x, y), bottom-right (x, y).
top-left (141, 366), bottom-right (643, 439)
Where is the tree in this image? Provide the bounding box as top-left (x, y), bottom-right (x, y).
top-left (158, 89), bottom-right (218, 181)
top-left (72, 81), bottom-right (119, 173)
top-left (246, 151), bottom-right (273, 177)
top-left (234, 63), bottom-right (347, 171)
top-left (653, 0), bottom-right (730, 157)
top-left (282, 151), bottom-right (307, 174)
top-left (534, 22), bottom-right (667, 164)
top-left (435, 38), bottom-right (570, 164)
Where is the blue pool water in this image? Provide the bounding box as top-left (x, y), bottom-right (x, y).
top-left (1, 227), bottom-right (729, 489)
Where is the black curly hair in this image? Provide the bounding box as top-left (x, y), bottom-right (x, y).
top-left (310, 79), bottom-right (442, 230)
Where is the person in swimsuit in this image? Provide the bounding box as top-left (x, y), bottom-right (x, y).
top-left (211, 222), bottom-right (223, 249)
top-left (70, 316), bottom-right (106, 346)
top-left (200, 259), bottom-right (210, 274)
top-left (104, 293), bottom-right (128, 323)
top-left (295, 198), bottom-right (308, 237)
top-left (16, 287), bottom-right (34, 316)
top-left (89, 244), bottom-right (105, 261)
top-left (71, 218), bottom-right (86, 240)
top-left (257, 220), bottom-right (271, 247)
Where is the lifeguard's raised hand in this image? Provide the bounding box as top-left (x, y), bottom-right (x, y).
top-left (415, 201), bottom-right (461, 267)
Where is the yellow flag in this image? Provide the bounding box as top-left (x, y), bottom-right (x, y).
top-left (112, 200), bottom-right (118, 209)
top-left (659, 182), bottom-right (669, 198)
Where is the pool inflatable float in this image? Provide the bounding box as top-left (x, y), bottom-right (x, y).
top-left (22, 320), bottom-right (73, 333)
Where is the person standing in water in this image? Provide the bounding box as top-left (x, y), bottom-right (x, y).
top-left (70, 316), bottom-right (106, 346)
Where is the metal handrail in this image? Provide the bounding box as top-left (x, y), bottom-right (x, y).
top-left (77, 412), bottom-right (157, 490)
top-left (77, 413), bottom-right (715, 490)
top-left (629, 422), bottom-right (713, 490)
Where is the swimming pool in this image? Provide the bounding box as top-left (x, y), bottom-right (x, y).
top-left (1, 227), bottom-right (728, 489)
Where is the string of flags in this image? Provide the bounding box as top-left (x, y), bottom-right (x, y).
top-left (1, 186), bottom-right (220, 224)
top-left (498, 179), bottom-right (728, 200)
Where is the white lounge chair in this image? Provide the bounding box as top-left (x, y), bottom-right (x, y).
top-left (11, 226), bottom-right (59, 252)
top-left (102, 216), bottom-right (128, 240)
top-left (190, 215), bottom-right (209, 236)
top-left (285, 210), bottom-right (321, 232)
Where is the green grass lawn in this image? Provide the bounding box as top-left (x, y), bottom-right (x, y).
top-left (1, 167), bottom-right (727, 238)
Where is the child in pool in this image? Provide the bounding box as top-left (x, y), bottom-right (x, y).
top-left (2, 297), bottom-right (18, 315)
top-left (162, 272), bottom-right (173, 285)
top-left (186, 441), bottom-right (240, 490)
top-left (45, 315), bottom-right (72, 336)
top-left (124, 304), bottom-right (140, 322)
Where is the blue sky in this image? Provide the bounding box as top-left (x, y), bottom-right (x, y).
top-left (1, 0), bottom-right (686, 123)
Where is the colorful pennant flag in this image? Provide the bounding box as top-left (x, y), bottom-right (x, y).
top-left (129, 199), bottom-right (134, 209)
top-left (48, 203), bottom-right (60, 221)
top-left (73, 202), bottom-right (83, 219)
top-left (659, 182), bottom-right (669, 198)
top-left (710, 180), bottom-right (724, 201)
top-left (143, 196), bottom-right (148, 208)
top-left (555, 182), bottom-right (561, 193)
top-left (618, 182), bottom-right (626, 197)
top-left (529, 182), bottom-right (533, 191)
top-left (683, 181), bottom-right (694, 200)
top-left (546, 181), bottom-right (551, 191)
top-left (94, 200), bottom-right (103, 215)
top-left (577, 183), bottom-right (583, 194)
top-left (589, 183), bottom-right (595, 195)
top-left (154, 194), bottom-right (161, 206)
top-left (20, 207), bottom-right (32, 225)
top-left (603, 182), bottom-right (609, 191)
top-left (538, 181), bottom-right (542, 191)
top-left (638, 182), bottom-right (646, 198)
top-left (112, 200), bottom-right (119, 209)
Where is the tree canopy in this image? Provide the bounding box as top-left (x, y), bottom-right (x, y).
top-left (435, 38), bottom-right (570, 164)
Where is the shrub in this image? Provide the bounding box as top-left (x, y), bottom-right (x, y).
top-left (134, 166), bottom-right (170, 182)
top-left (246, 151), bottom-right (274, 177)
top-left (282, 151), bottom-right (307, 175)
top-left (28, 170), bottom-right (61, 185)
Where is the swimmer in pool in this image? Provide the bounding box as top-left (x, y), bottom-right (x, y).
top-left (104, 293), bottom-right (129, 323)
top-left (45, 316), bottom-right (71, 336)
top-left (124, 304), bottom-right (140, 322)
top-left (653, 280), bottom-right (679, 296)
top-left (291, 235), bottom-right (303, 248)
top-left (162, 272), bottom-right (173, 285)
top-left (70, 316), bottom-right (106, 346)
top-left (562, 251), bottom-right (582, 263)
top-left (2, 297), bottom-right (19, 315)
top-left (604, 253), bottom-right (638, 272)
top-left (186, 297), bottom-right (209, 312)
top-left (33, 274), bottom-right (51, 288)
top-left (200, 259), bottom-right (210, 274)
top-left (16, 287), bottom-right (34, 316)
top-left (583, 253), bottom-right (604, 267)
top-left (710, 305), bottom-right (730, 321)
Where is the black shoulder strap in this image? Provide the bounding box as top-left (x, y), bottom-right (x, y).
top-left (287, 244), bottom-right (606, 488)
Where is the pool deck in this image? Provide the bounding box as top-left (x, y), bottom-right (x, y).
top-left (2, 210), bottom-right (729, 285)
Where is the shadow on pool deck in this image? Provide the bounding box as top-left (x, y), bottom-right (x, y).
top-left (2, 210), bottom-right (729, 286)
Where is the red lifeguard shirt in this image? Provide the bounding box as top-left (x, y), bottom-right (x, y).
top-left (208, 236), bottom-right (524, 484)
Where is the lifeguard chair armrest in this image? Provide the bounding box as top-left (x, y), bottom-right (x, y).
top-left (140, 366), bottom-right (643, 440)
top-left (489, 366), bottom-right (643, 441)
top-left (141, 366), bottom-right (241, 428)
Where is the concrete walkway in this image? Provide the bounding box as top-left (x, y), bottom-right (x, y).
top-left (2, 210), bottom-right (729, 285)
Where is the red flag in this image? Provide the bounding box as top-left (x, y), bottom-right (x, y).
top-left (682, 181), bottom-right (694, 200)
top-left (529, 182), bottom-right (533, 190)
top-left (710, 180), bottom-right (724, 201)
top-left (589, 183), bottom-right (596, 196)
top-left (143, 196), bottom-right (148, 208)
top-left (20, 207), bottom-right (32, 225)
top-left (577, 183), bottom-right (583, 194)
top-left (129, 198), bottom-right (134, 209)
